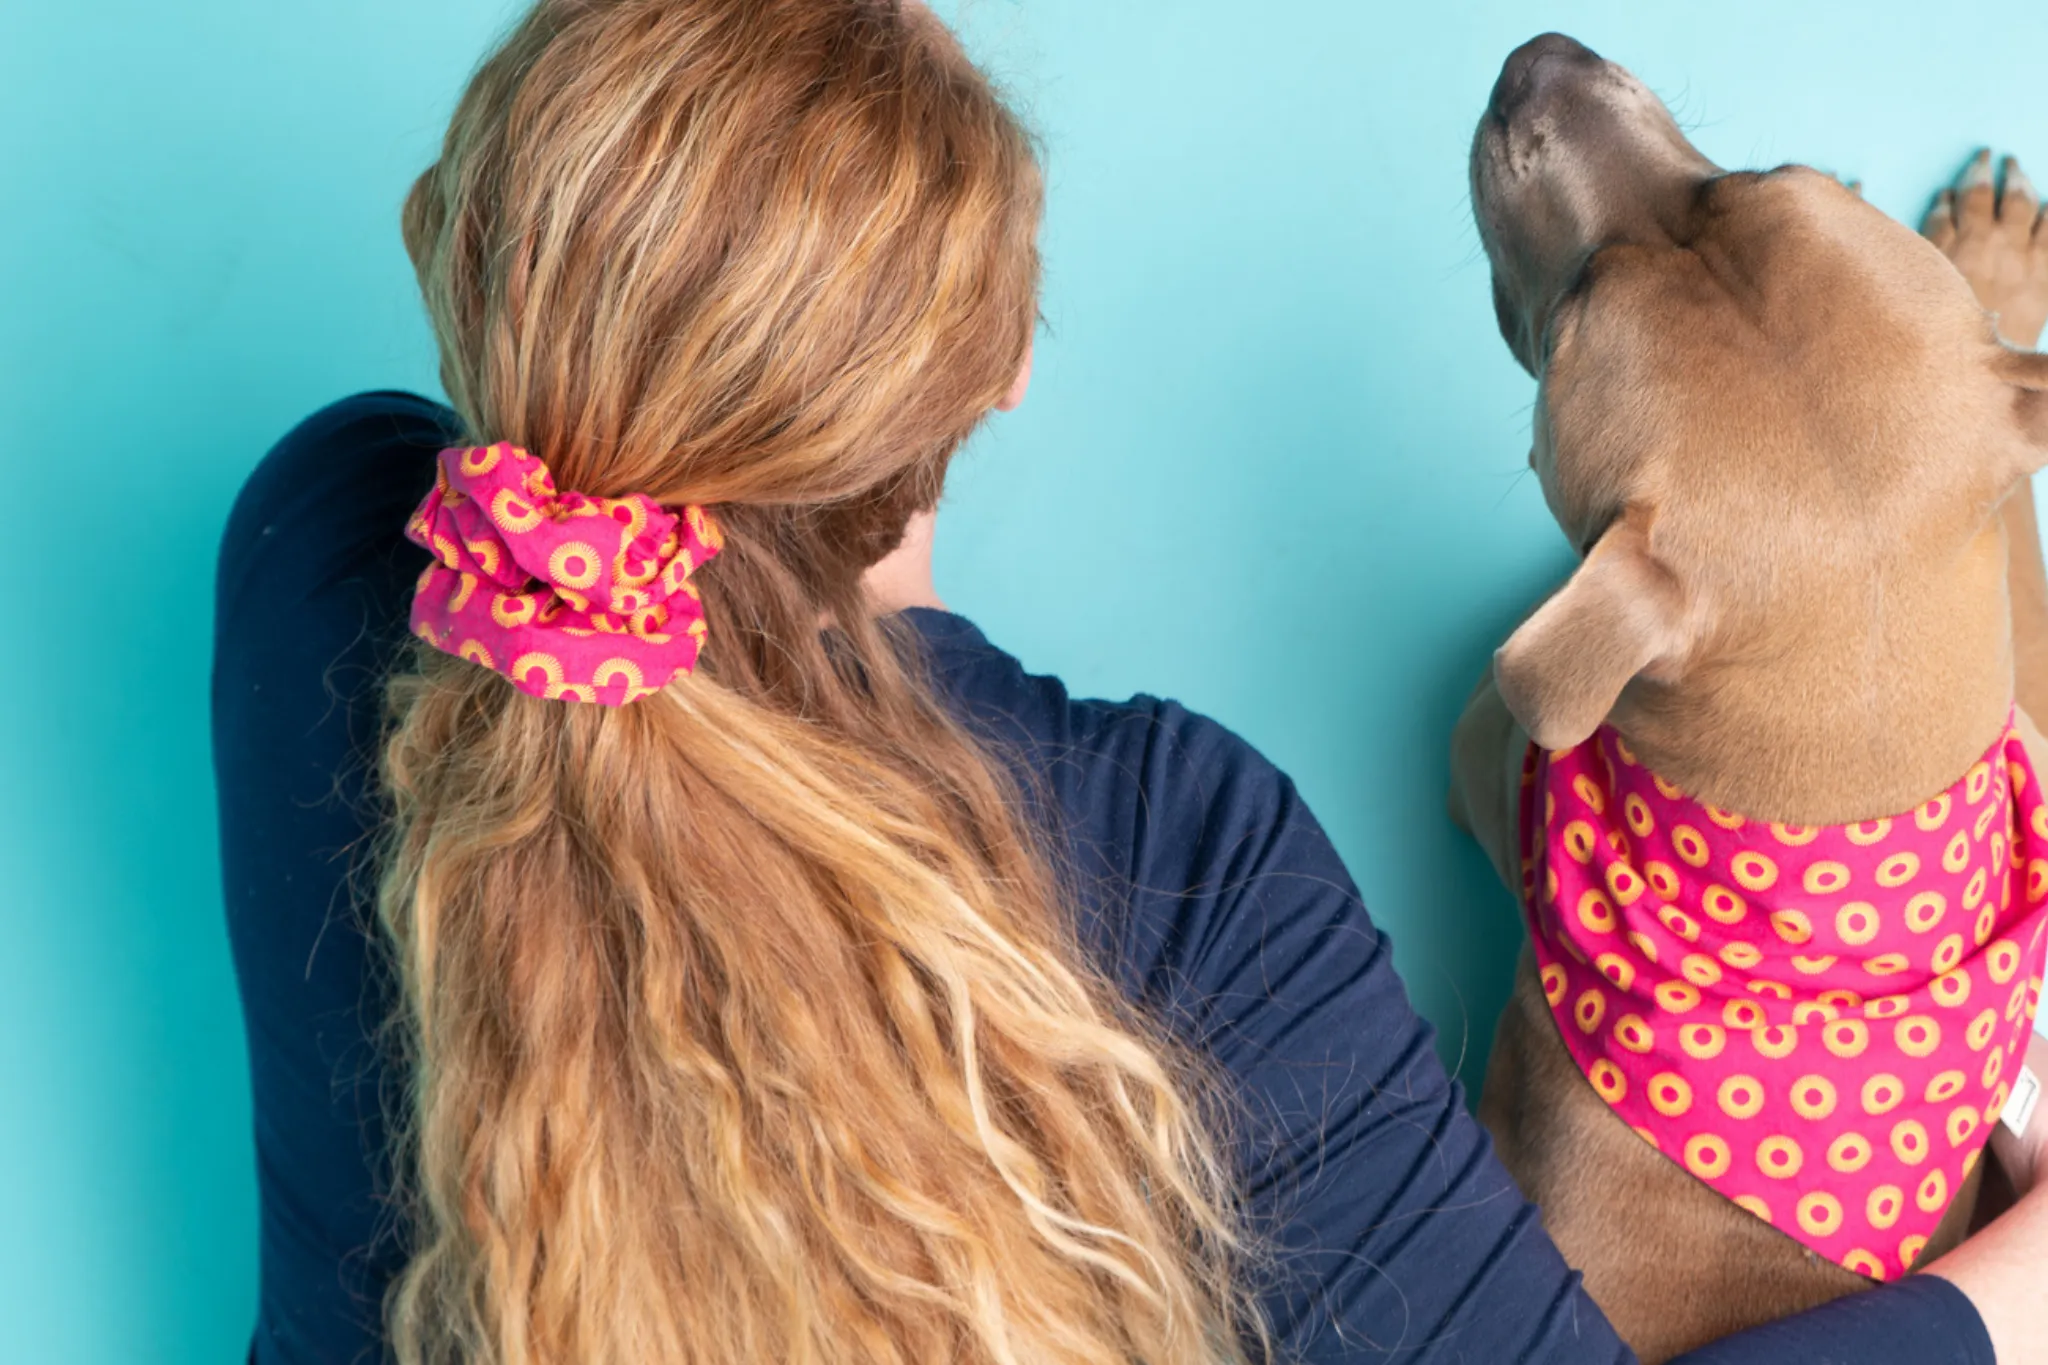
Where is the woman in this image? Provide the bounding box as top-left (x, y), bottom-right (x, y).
top-left (212, 1), bottom-right (2048, 1361)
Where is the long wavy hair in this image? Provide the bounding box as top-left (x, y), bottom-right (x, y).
top-left (377, 3), bottom-right (1254, 1363)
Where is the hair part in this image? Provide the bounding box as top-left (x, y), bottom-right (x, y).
top-left (380, 3), bottom-right (1258, 1363)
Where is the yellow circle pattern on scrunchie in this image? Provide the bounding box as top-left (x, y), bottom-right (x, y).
top-left (406, 444), bottom-right (724, 705)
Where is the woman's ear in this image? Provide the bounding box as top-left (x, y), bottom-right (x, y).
top-left (996, 339), bottom-right (1034, 412)
top-left (1495, 510), bottom-right (1689, 752)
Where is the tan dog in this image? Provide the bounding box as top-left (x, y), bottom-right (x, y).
top-left (1449, 33), bottom-right (2048, 1362)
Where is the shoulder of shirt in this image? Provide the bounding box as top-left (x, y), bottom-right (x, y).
top-left (898, 613), bottom-right (1375, 1028)
top-left (899, 608), bottom-right (1291, 802)
top-left (217, 391), bottom-right (459, 621)
top-left (223, 392), bottom-right (456, 558)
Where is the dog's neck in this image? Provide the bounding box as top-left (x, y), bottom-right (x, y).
top-left (1611, 524), bottom-right (2017, 826)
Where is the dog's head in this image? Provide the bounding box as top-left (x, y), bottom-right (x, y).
top-left (1473, 34), bottom-right (2048, 752)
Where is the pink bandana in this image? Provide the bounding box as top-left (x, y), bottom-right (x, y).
top-left (1520, 720), bottom-right (2048, 1281)
top-left (404, 443), bottom-right (724, 705)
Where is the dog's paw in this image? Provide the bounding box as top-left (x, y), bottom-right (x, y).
top-left (1924, 149), bottom-right (2048, 348)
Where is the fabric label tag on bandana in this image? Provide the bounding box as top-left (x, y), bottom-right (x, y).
top-left (1520, 720), bottom-right (2048, 1282)
top-left (2002, 1066), bottom-right (2041, 1138)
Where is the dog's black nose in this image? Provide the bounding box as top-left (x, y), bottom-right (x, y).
top-left (1488, 32), bottom-right (1603, 123)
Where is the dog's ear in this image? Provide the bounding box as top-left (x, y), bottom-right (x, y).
top-left (1495, 511), bottom-right (1688, 752)
top-left (2004, 349), bottom-right (2048, 467)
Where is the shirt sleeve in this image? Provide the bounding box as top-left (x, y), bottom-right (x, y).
top-left (1107, 705), bottom-right (1995, 1365)
top-left (213, 392), bottom-right (452, 1365)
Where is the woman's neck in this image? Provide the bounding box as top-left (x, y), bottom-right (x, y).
top-left (861, 509), bottom-right (947, 615)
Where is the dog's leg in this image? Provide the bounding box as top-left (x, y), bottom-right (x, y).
top-left (1914, 150), bottom-right (2048, 1249)
top-left (1926, 151), bottom-right (2048, 719)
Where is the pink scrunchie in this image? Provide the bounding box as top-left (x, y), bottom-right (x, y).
top-left (403, 443), bottom-right (724, 705)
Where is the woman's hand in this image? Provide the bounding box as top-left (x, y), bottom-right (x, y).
top-left (1930, 1024), bottom-right (2048, 1361)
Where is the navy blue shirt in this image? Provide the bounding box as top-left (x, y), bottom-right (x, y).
top-left (213, 393), bottom-right (1997, 1365)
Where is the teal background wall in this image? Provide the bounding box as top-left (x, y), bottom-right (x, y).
top-left (4, 1), bottom-right (2045, 1359)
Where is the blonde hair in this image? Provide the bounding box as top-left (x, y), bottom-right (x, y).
top-left (377, 3), bottom-right (1254, 1363)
